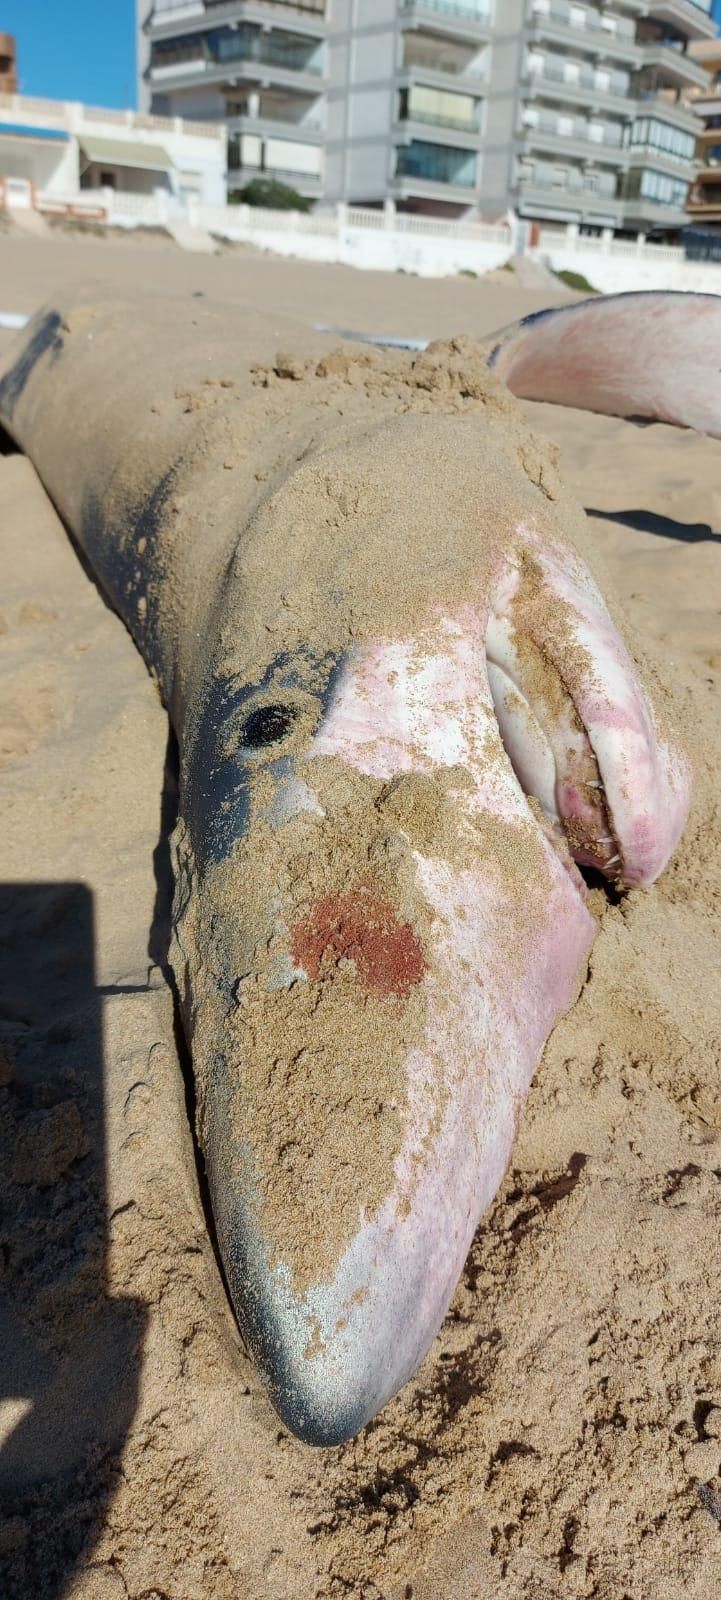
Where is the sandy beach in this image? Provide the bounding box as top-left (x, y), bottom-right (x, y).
top-left (1, 228), bottom-right (720, 1600)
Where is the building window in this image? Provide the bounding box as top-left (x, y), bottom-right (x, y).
top-left (551, 167), bottom-right (567, 189)
top-left (626, 118), bottom-right (695, 163)
top-left (637, 168), bottom-right (688, 207)
top-left (396, 140), bottom-right (477, 187)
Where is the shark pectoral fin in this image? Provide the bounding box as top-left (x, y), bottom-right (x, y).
top-left (487, 291), bottom-right (721, 438)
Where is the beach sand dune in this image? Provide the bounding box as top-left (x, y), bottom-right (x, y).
top-left (0, 232), bottom-right (719, 1599)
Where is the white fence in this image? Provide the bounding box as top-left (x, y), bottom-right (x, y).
top-left (36, 186), bottom-right (185, 228)
top-left (193, 199), bottom-right (514, 277)
top-left (532, 226), bottom-right (721, 296)
top-left (19, 182), bottom-right (721, 294)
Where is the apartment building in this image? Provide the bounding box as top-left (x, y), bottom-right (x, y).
top-left (685, 33), bottom-right (721, 221)
top-left (511, 0), bottom-right (715, 234)
top-left (136, 1), bottom-right (328, 201)
top-left (136, 0), bottom-right (716, 231)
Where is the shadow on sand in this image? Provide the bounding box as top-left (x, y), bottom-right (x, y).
top-left (586, 506), bottom-right (721, 545)
top-left (0, 882), bottom-right (147, 1599)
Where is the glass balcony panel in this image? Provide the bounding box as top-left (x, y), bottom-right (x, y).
top-left (401, 0), bottom-right (491, 21)
top-left (152, 0), bottom-right (327, 13)
top-left (209, 23), bottom-right (323, 73)
top-left (395, 138), bottom-right (477, 184)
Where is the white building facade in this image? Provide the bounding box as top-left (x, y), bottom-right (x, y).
top-left (0, 93), bottom-right (226, 220)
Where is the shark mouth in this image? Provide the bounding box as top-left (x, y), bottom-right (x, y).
top-left (484, 535), bottom-right (690, 893)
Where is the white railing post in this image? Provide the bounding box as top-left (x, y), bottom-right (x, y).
top-left (336, 200), bottom-right (348, 237)
top-left (636, 232), bottom-right (646, 255)
top-left (601, 227), bottom-right (613, 254)
top-left (156, 188), bottom-right (170, 225)
top-left (384, 197), bottom-right (396, 230)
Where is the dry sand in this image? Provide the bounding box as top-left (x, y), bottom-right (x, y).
top-left (0, 231), bottom-right (720, 1599)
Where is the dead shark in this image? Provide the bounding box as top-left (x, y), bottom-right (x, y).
top-left (0, 287), bottom-right (700, 1445)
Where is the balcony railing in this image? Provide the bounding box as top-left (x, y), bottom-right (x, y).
top-left (151, 0), bottom-right (326, 13)
top-left (151, 30), bottom-right (324, 76)
top-left (400, 1), bottom-right (491, 24)
top-left (525, 61), bottom-right (632, 100)
top-left (524, 115), bottom-right (626, 148)
top-left (529, 3), bottom-right (637, 45)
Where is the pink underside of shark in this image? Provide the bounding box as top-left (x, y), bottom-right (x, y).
top-left (490, 290), bottom-right (721, 439)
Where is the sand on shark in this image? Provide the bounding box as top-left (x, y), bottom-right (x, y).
top-left (0, 286), bottom-right (701, 1445)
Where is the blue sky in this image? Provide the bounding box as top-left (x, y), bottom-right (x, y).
top-left (6, 1), bottom-right (137, 109)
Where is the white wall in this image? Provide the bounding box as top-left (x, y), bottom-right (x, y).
top-left (195, 201), bottom-right (513, 276)
top-left (0, 96), bottom-right (226, 210)
top-left (533, 230), bottom-right (721, 296)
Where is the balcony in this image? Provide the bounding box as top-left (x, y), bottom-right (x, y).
top-left (396, 112), bottom-right (480, 147)
top-left (146, 0), bottom-right (327, 39)
top-left (226, 110), bottom-right (324, 141)
top-left (523, 62), bottom-right (634, 115)
top-left (521, 116), bottom-right (630, 165)
top-left (526, 6), bottom-right (642, 66)
top-left (686, 176), bottom-right (721, 217)
top-left (400, 0), bottom-right (492, 45)
top-left (629, 86), bottom-right (702, 133)
top-left (622, 193), bottom-right (690, 226)
top-left (396, 84), bottom-right (481, 146)
top-left (642, 1), bottom-right (716, 42)
top-left (621, 166), bottom-right (691, 226)
top-left (640, 40), bottom-right (710, 90)
top-left (625, 142), bottom-right (698, 178)
top-left (397, 60), bottom-right (486, 94)
top-left (513, 172), bottom-right (625, 222)
top-left (148, 24), bottom-right (326, 92)
top-left (227, 157), bottom-right (323, 195)
top-left (393, 138), bottom-right (477, 199)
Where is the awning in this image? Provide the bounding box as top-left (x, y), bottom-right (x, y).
top-left (79, 135), bottom-right (175, 172)
top-left (0, 122), bottom-right (69, 142)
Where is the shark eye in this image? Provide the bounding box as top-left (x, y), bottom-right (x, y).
top-left (239, 703), bottom-right (299, 750)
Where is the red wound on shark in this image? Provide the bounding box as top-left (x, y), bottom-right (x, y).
top-left (291, 887), bottom-right (426, 998)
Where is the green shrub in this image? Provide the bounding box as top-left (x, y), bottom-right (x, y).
top-left (230, 177), bottom-right (311, 212)
top-left (553, 268), bottom-right (599, 294)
